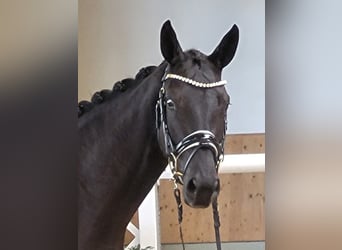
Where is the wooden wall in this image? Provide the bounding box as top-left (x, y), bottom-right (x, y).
top-left (125, 133), bottom-right (265, 244)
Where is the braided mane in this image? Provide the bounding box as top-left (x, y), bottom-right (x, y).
top-left (78, 65), bottom-right (157, 117)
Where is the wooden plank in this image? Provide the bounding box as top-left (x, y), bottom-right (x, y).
top-left (159, 173), bottom-right (265, 243)
top-left (218, 173), bottom-right (265, 241)
top-left (225, 133), bottom-right (265, 154)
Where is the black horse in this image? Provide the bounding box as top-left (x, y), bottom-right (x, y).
top-left (79, 20), bottom-right (239, 250)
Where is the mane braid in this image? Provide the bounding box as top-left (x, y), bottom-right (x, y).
top-left (78, 65), bottom-right (157, 117)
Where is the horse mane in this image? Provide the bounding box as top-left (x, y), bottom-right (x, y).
top-left (78, 65), bottom-right (157, 117)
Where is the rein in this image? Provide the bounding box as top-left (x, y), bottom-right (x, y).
top-left (155, 67), bottom-right (227, 250)
top-left (173, 187), bottom-right (222, 250)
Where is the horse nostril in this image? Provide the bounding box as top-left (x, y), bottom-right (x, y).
top-left (187, 178), bottom-right (197, 193)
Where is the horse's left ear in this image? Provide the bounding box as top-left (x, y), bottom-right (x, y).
top-left (160, 20), bottom-right (184, 63)
top-left (208, 24), bottom-right (239, 70)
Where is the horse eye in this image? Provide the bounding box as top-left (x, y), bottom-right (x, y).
top-left (166, 99), bottom-right (176, 110)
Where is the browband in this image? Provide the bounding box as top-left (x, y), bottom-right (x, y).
top-left (164, 73), bottom-right (227, 88)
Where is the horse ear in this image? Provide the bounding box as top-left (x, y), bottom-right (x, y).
top-left (160, 20), bottom-right (183, 63)
top-left (208, 24), bottom-right (239, 69)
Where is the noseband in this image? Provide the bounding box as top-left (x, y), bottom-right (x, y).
top-left (155, 68), bottom-right (227, 184)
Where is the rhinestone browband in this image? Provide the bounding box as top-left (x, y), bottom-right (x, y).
top-left (165, 73), bottom-right (227, 88)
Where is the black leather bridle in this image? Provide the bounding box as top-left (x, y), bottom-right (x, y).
top-left (155, 66), bottom-right (228, 250)
top-left (155, 70), bottom-right (227, 184)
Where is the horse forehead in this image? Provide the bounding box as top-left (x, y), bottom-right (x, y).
top-left (183, 61), bottom-right (218, 82)
top-left (169, 84), bottom-right (221, 106)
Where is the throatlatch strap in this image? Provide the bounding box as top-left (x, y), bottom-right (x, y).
top-left (174, 188), bottom-right (185, 250)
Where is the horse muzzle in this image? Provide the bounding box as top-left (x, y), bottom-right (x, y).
top-left (183, 172), bottom-right (220, 208)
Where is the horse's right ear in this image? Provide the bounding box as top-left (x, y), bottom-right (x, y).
top-left (160, 20), bottom-right (183, 63)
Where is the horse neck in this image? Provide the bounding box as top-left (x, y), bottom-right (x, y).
top-left (78, 63), bottom-right (168, 250)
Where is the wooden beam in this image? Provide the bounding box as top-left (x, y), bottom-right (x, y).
top-left (225, 133), bottom-right (265, 154)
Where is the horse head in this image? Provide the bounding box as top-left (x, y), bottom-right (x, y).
top-left (157, 20), bottom-right (239, 208)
